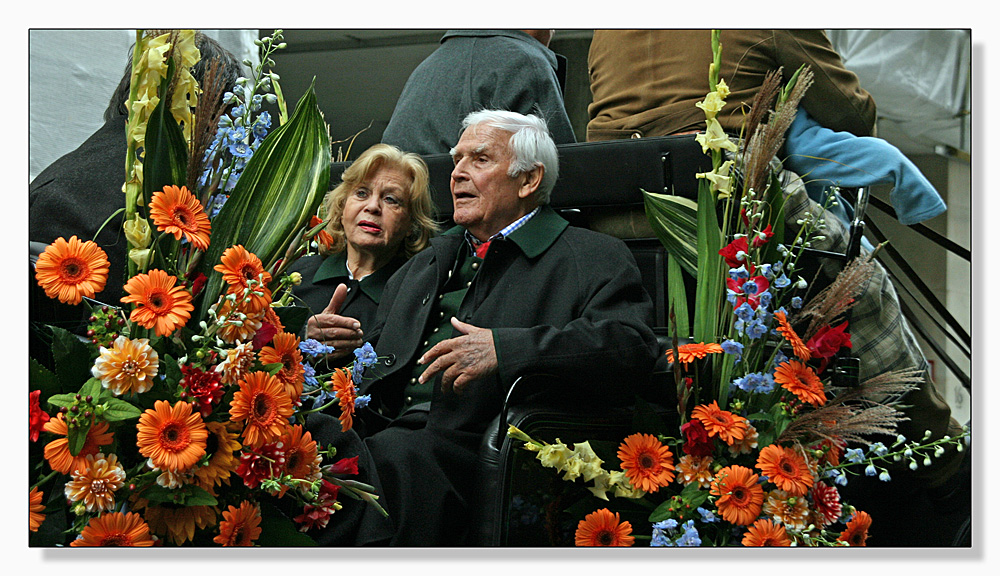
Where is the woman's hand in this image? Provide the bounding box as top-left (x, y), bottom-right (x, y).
top-left (305, 283), bottom-right (364, 359)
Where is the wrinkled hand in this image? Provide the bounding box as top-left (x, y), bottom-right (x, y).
top-left (418, 317), bottom-right (498, 395)
top-left (305, 283), bottom-right (363, 360)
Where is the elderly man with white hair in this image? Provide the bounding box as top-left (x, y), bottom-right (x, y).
top-left (308, 109), bottom-right (659, 546)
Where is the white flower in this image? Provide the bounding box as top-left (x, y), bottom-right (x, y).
top-left (695, 118), bottom-right (738, 154)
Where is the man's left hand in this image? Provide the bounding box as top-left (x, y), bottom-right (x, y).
top-left (418, 317), bottom-right (498, 395)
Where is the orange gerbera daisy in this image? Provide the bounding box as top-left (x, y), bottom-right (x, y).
top-left (136, 400), bottom-right (208, 472)
top-left (70, 512), bottom-right (155, 547)
top-left (213, 245), bottom-right (273, 312)
top-left (258, 332), bottom-right (305, 403)
top-left (331, 368), bottom-right (357, 432)
top-left (665, 342), bottom-right (724, 365)
top-left (710, 465), bottom-right (765, 526)
top-left (574, 508), bottom-right (634, 547)
top-left (691, 400), bottom-right (747, 445)
top-left (148, 185), bottom-right (212, 251)
top-left (774, 360), bottom-right (826, 406)
top-left (91, 335), bottom-right (159, 396)
top-left (774, 310), bottom-right (811, 361)
top-left (138, 500), bottom-right (217, 545)
top-left (756, 444), bottom-right (814, 497)
top-left (742, 518), bottom-right (792, 546)
top-left (214, 501), bottom-right (263, 546)
top-left (617, 433), bottom-right (675, 493)
top-left (121, 269), bottom-right (194, 337)
top-left (29, 487), bottom-right (45, 532)
top-left (210, 295), bottom-right (266, 344)
top-left (229, 371), bottom-right (295, 448)
top-left (675, 454), bottom-right (715, 489)
top-left (193, 421), bottom-right (242, 488)
top-left (42, 414), bottom-right (114, 475)
top-left (64, 452), bottom-right (126, 513)
top-left (279, 425), bottom-right (322, 498)
top-left (34, 235), bottom-right (109, 305)
top-left (837, 510), bottom-right (873, 546)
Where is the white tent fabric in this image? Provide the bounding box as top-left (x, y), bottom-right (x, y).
top-left (828, 29), bottom-right (971, 154)
top-left (29, 29), bottom-right (260, 183)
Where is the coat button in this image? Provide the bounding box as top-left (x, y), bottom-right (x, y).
top-left (422, 293), bottom-right (430, 305)
top-left (405, 396), bottom-right (413, 404)
top-left (471, 262), bottom-right (479, 270)
top-left (384, 354), bottom-right (396, 366)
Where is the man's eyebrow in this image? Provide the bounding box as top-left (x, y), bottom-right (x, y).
top-left (450, 143), bottom-right (489, 159)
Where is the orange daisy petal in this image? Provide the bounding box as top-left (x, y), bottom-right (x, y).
top-left (34, 235), bottom-right (110, 305)
top-left (837, 510), bottom-right (873, 546)
top-left (773, 360), bottom-right (826, 406)
top-left (70, 512), bottom-right (155, 547)
top-left (665, 342), bottom-right (724, 364)
top-left (213, 501), bottom-right (262, 546)
top-left (710, 465), bottom-right (764, 526)
top-left (691, 400), bottom-right (748, 445)
top-left (121, 269), bottom-right (194, 337)
top-left (258, 332), bottom-right (305, 403)
top-left (742, 518), bottom-right (792, 546)
top-left (755, 444), bottom-right (814, 497)
top-left (29, 487), bottom-right (46, 532)
top-left (42, 414), bottom-right (115, 475)
top-left (774, 310), bottom-right (811, 360)
top-left (229, 371), bottom-right (295, 448)
top-left (331, 369), bottom-right (357, 433)
top-left (574, 508), bottom-right (634, 547)
top-left (136, 400), bottom-right (208, 472)
top-left (617, 433), bottom-right (675, 493)
top-left (148, 185), bottom-right (212, 251)
top-left (213, 245), bottom-right (273, 312)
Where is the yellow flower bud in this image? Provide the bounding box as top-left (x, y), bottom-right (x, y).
top-left (124, 215), bottom-right (152, 249)
top-left (129, 248), bottom-right (151, 268)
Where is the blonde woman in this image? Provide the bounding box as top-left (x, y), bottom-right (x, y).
top-left (294, 143), bottom-right (439, 361)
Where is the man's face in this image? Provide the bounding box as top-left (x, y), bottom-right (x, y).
top-left (450, 124), bottom-right (533, 241)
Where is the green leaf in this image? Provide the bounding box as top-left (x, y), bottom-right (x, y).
top-left (197, 83), bottom-right (331, 318)
top-left (679, 481), bottom-right (710, 509)
top-left (666, 254), bottom-right (690, 339)
top-left (642, 190), bottom-right (698, 275)
top-left (50, 325), bottom-right (94, 391)
top-left (79, 377), bottom-right (104, 401)
top-left (29, 357), bottom-right (61, 400)
top-left (141, 58), bottom-right (188, 199)
top-left (257, 501), bottom-right (318, 546)
top-left (101, 398), bottom-right (143, 422)
top-left (140, 483), bottom-right (218, 506)
top-left (274, 305), bottom-right (311, 336)
top-left (263, 362), bottom-right (284, 375)
top-left (648, 499), bottom-right (675, 523)
top-left (692, 182), bottom-right (724, 346)
top-left (46, 393), bottom-right (78, 410)
top-left (759, 172), bottom-right (787, 266)
top-left (66, 417), bottom-right (91, 457)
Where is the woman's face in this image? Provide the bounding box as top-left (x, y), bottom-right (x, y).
top-left (341, 165), bottom-right (414, 260)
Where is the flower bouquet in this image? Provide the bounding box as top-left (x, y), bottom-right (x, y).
top-left (507, 30), bottom-right (969, 547)
top-left (28, 30), bottom-right (383, 547)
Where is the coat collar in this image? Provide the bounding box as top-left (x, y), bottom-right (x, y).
top-left (310, 251), bottom-right (403, 303)
top-left (437, 204), bottom-right (568, 259)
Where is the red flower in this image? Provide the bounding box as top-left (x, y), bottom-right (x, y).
top-left (29, 390), bottom-right (50, 442)
top-left (751, 224), bottom-right (774, 247)
top-left (179, 365), bottom-right (226, 417)
top-left (719, 236), bottom-right (750, 269)
top-left (236, 441), bottom-right (286, 490)
top-left (811, 481), bottom-right (843, 528)
top-left (293, 480), bottom-right (341, 532)
top-left (806, 321), bottom-right (852, 359)
top-left (188, 273), bottom-right (208, 298)
top-left (726, 275), bottom-right (770, 310)
top-left (681, 418), bottom-right (714, 457)
top-left (328, 455), bottom-right (359, 476)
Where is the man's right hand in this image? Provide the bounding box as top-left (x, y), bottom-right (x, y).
top-left (305, 283), bottom-right (364, 359)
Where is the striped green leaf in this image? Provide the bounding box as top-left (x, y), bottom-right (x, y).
top-left (642, 190), bottom-right (699, 275)
top-left (197, 83), bottom-right (331, 316)
top-left (692, 182), bottom-right (723, 345)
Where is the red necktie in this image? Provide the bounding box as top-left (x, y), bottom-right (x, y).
top-left (475, 240), bottom-right (491, 259)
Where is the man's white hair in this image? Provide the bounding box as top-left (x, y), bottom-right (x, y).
top-left (457, 109), bottom-right (560, 204)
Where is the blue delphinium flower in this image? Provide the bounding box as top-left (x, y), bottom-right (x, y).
top-left (869, 442), bottom-right (889, 457)
top-left (303, 362), bottom-right (318, 387)
top-left (352, 361), bottom-right (364, 385)
top-left (675, 520), bottom-right (702, 547)
top-left (312, 388), bottom-right (337, 409)
top-left (354, 342), bottom-right (378, 367)
top-left (300, 338), bottom-right (335, 358)
top-left (746, 318), bottom-right (768, 340)
top-left (696, 507), bottom-right (718, 523)
top-left (209, 194), bottom-right (228, 219)
top-left (756, 373), bottom-right (776, 393)
top-left (865, 463), bottom-right (878, 477)
top-left (734, 302), bottom-right (755, 323)
top-left (879, 470), bottom-right (892, 482)
top-left (772, 348), bottom-right (789, 367)
top-left (845, 447), bottom-right (865, 464)
top-left (252, 111), bottom-right (271, 140)
top-left (791, 296), bottom-right (803, 308)
top-left (721, 339), bottom-right (744, 363)
top-left (355, 394), bottom-right (371, 409)
top-left (729, 265), bottom-right (750, 281)
top-left (650, 520), bottom-right (677, 547)
top-left (774, 273), bottom-right (791, 288)
top-left (757, 290), bottom-right (773, 310)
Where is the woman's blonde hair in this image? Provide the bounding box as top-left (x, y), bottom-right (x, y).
top-left (320, 143), bottom-right (438, 259)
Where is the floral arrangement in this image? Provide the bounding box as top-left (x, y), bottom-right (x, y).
top-left (28, 30), bottom-right (383, 547)
top-left (507, 30), bottom-right (969, 547)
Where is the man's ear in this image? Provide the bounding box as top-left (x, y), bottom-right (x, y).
top-left (518, 165), bottom-right (544, 199)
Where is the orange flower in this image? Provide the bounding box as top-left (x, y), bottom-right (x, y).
top-left (148, 185), bottom-right (211, 250)
top-left (763, 489), bottom-right (811, 531)
top-left (214, 501), bottom-right (262, 546)
top-left (193, 421), bottom-right (242, 488)
top-left (774, 310), bottom-right (811, 360)
top-left (213, 245), bottom-right (273, 313)
top-left (34, 235), bottom-right (109, 305)
top-left (665, 342), bottom-right (724, 364)
top-left (710, 465), bottom-right (764, 526)
top-left (210, 296), bottom-right (266, 344)
top-left (278, 425), bottom-right (322, 498)
top-left (258, 332), bottom-right (305, 403)
top-left (42, 414), bottom-right (114, 475)
top-left (132, 496), bottom-right (217, 545)
top-left (617, 433), bottom-right (675, 493)
top-left (574, 508), bottom-right (634, 547)
top-left (310, 215), bottom-right (335, 251)
top-left (742, 518), bottom-right (792, 546)
top-left (91, 336), bottom-right (159, 396)
top-left (29, 487), bottom-right (45, 532)
top-left (70, 512), bottom-right (155, 546)
top-left (756, 444), bottom-right (814, 497)
top-left (215, 341), bottom-right (255, 385)
top-left (121, 269), bottom-right (194, 337)
top-left (691, 400), bottom-right (747, 445)
top-left (331, 368), bottom-right (357, 432)
top-left (136, 400), bottom-right (208, 472)
top-left (837, 510), bottom-right (873, 546)
top-left (774, 360), bottom-right (826, 406)
top-left (64, 452), bottom-right (126, 512)
top-left (229, 371), bottom-right (295, 448)
top-left (675, 454), bottom-right (714, 489)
